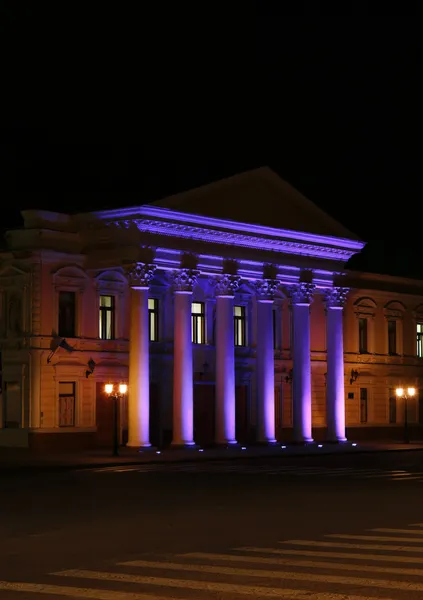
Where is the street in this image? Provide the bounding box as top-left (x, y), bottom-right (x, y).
top-left (1, 451), bottom-right (423, 599)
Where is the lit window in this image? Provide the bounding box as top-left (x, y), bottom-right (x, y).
top-left (99, 295), bottom-right (115, 340)
top-left (360, 388), bottom-right (368, 423)
top-left (358, 318), bottom-right (368, 353)
top-left (58, 382), bottom-right (75, 427)
top-left (148, 298), bottom-right (159, 342)
top-left (234, 305), bottom-right (246, 347)
top-left (417, 323), bottom-right (423, 358)
top-left (192, 302), bottom-right (205, 344)
top-left (388, 320), bottom-right (397, 355)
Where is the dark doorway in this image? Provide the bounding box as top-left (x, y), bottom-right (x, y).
top-left (194, 384), bottom-right (215, 447)
top-left (235, 384), bottom-right (249, 443)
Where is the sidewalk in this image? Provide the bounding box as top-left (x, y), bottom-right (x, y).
top-left (1, 440), bottom-right (423, 473)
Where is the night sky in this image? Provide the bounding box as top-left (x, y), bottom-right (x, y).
top-left (1, 13), bottom-right (419, 277)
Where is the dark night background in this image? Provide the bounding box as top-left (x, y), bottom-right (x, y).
top-left (0, 11), bottom-right (420, 277)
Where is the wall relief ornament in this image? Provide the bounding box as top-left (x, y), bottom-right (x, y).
top-left (288, 282), bottom-right (315, 304)
top-left (255, 278), bottom-right (280, 300)
top-left (324, 287), bottom-right (349, 308)
top-left (212, 274), bottom-right (241, 297)
top-left (172, 268), bottom-right (199, 292)
top-left (125, 263), bottom-right (156, 288)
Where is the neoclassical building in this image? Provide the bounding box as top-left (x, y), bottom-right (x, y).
top-left (1, 167), bottom-right (423, 450)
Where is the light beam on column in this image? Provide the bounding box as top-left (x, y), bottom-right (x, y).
top-left (126, 262), bottom-right (156, 448)
top-left (255, 278), bottom-right (280, 444)
top-left (214, 273), bottom-right (241, 445)
top-left (171, 268), bottom-right (199, 447)
top-left (289, 282), bottom-right (315, 443)
top-left (324, 287), bottom-right (349, 442)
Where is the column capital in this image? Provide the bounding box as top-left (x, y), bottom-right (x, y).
top-left (255, 278), bottom-right (280, 301)
top-left (288, 282), bottom-right (315, 305)
top-left (324, 286), bottom-right (349, 309)
top-left (172, 268), bottom-right (199, 293)
top-left (125, 263), bottom-right (156, 289)
top-left (212, 274), bottom-right (241, 297)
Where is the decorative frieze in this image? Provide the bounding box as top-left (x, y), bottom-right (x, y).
top-left (172, 268), bottom-right (199, 293)
top-left (212, 274), bottom-right (241, 297)
top-left (324, 287), bottom-right (349, 309)
top-left (125, 263), bottom-right (156, 288)
top-left (255, 278), bottom-right (280, 300)
top-left (288, 282), bottom-right (315, 305)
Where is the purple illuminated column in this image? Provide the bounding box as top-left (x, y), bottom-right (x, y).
top-left (324, 287), bottom-right (349, 442)
top-left (215, 274), bottom-right (241, 445)
top-left (126, 263), bottom-right (156, 447)
top-left (290, 283), bottom-right (315, 443)
top-left (255, 279), bottom-right (279, 443)
top-left (172, 269), bottom-right (199, 447)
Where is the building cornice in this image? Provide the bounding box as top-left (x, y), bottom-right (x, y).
top-left (91, 206), bottom-right (364, 262)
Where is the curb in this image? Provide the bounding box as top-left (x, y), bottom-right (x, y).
top-left (2, 444), bottom-right (423, 474)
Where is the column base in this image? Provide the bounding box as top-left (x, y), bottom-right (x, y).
top-left (170, 442), bottom-right (198, 450)
top-left (292, 438), bottom-right (314, 445)
top-left (256, 439), bottom-right (278, 446)
top-left (215, 440), bottom-right (238, 447)
top-left (126, 441), bottom-right (152, 449)
top-left (325, 438), bottom-right (348, 444)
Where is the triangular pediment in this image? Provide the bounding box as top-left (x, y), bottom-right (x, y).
top-left (149, 167), bottom-right (361, 241)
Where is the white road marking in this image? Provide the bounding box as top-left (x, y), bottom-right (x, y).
top-left (55, 564), bottom-right (423, 593)
top-left (237, 545), bottom-right (423, 563)
top-left (177, 551), bottom-right (423, 576)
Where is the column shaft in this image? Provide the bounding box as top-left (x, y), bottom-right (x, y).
top-left (172, 291), bottom-right (195, 446)
top-left (292, 301), bottom-right (313, 443)
top-left (325, 287), bottom-right (348, 442)
top-left (128, 287), bottom-right (151, 447)
top-left (256, 299), bottom-right (276, 443)
top-left (216, 295), bottom-right (237, 445)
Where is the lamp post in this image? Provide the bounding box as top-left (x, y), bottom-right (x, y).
top-left (104, 383), bottom-right (128, 456)
top-left (396, 387), bottom-right (416, 444)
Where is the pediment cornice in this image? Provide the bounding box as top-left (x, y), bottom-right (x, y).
top-left (103, 214), bottom-right (362, 262)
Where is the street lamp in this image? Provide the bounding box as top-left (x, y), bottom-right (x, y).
top-left (104, 383), bottom-right (128, 456)
top-left (396, 387), bottom-right (416, 444)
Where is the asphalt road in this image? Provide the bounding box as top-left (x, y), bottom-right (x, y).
top-left (2, 450), bottom-right (423, 600)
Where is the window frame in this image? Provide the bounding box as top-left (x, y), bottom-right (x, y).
top-left (358, 317), bottom-right (368, 354)
top-left (359, 387), bottom-right (368, 424)
top-left (99, 294), bottom-right (116, 340)
top-left (148, 297), bottom-right (160, 342)
top-left (417, 323), bottom-right (423, 358)
top-left (58, 290), bottom-right (77, 339)
top-left (191, 301), bottom-right (206, 345)
top-left (234, 304), bottom-right (247, 347)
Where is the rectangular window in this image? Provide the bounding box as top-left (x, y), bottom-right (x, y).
top-left (58, 382), bottom-right (75, 427)
top-left (191, 302), bottom-right (205, 344)
top-left (388, 320), bottom-right (397, 355)
top-left (58, 291), bottom-right (76, 338)
top-left (99, 295), bottom-right (115, 340)
top-left (148, 298), bottom-right (159, 342)
top-left (360, 387), bottom-right (368, 423)
top-left (389, 389), bottom-right (397, 424)
top-left (417, 323), bottom-right (423, 358)
top-left (234, 305), bottom-right (246, 347)
top-left (358, 318), bottom-right (368, 353)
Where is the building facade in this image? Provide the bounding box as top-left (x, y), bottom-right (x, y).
top-left (1, 168), bottom-right (423, 450)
